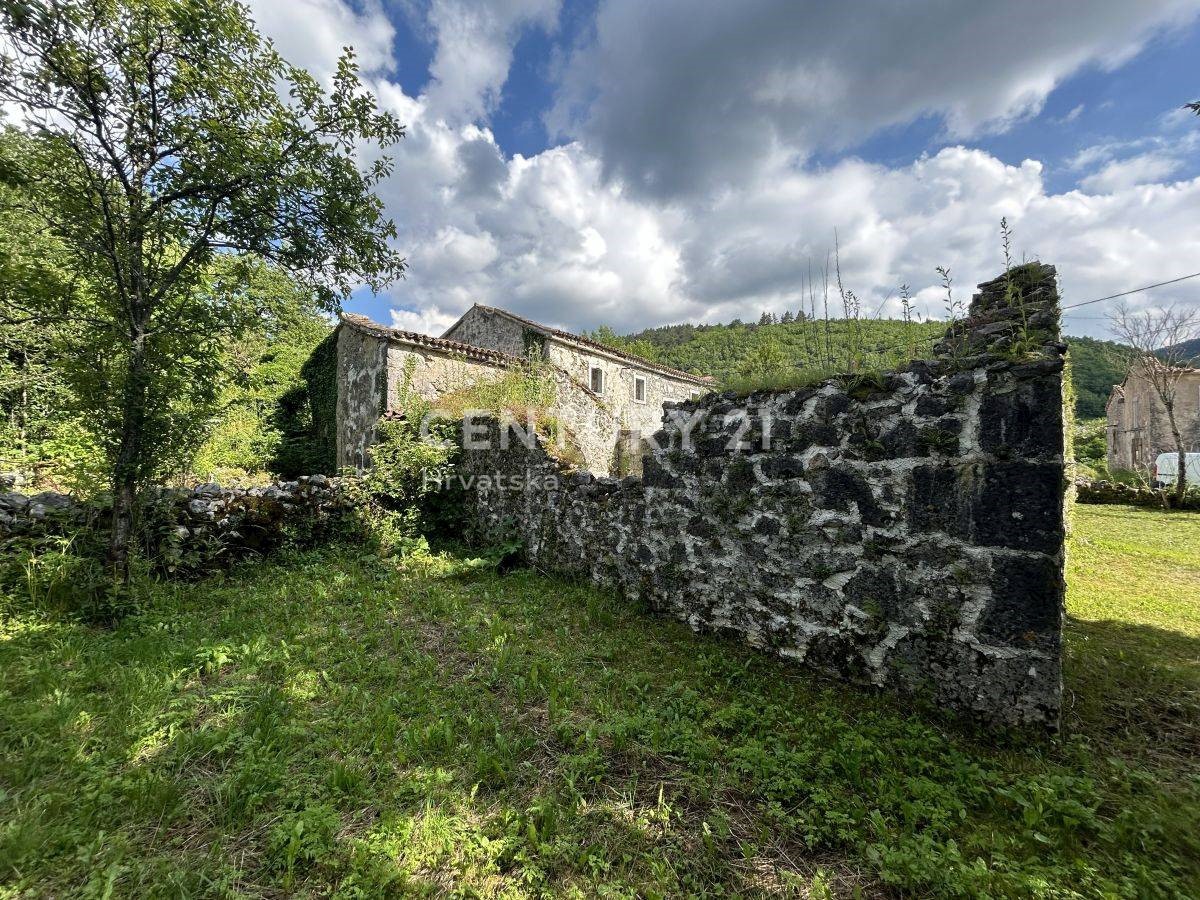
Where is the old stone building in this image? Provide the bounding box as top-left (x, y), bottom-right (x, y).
top-left (1105, 365), bottom-right (1200, 472)
top-left (332, 308), bottom-right (711, 473)
top-left (442, 304), bottom-right (712, 441)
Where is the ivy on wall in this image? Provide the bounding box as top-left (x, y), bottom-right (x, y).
top-left (273, 330), bottom-right (339, 475)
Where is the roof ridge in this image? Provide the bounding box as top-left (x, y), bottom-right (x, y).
top-left (469, 304), bottom-right (713, 384)
top-left (339, 313), bottom-right (521, 366)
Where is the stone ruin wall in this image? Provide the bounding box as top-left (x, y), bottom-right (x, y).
top-left (334, 317), bottom-right (624, 474)
top-left (460, 264), bottom-right (1068, 727)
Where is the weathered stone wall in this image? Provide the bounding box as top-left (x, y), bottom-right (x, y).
top-left (336, 324), bottom-right (389, 470)
top-left (336, 316), bottom-right (520, 470)
top-left (1106, 368), bottom-right (1200, 472)
top-left (544, 369), bottom-right (623, 473)
top-left (386, 344), bottom-right (508, 404)
top-left (1075, 476), bottom-right (1200, 510)
top-left (444, 306), bottom-right (532, 357)
top-left (460, 264), bottom-right (1068, 727)
top-left (0, 476), bottom-right (347, 559)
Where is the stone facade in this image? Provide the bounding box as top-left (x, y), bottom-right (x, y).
top-left (1106, 367), bottom-right (1200, 472)
top-left (444, 305), bottom-right (711, 457)
top-left (334, 307), bottom-right (712, 475)
top-left (459, 265), bottom-right (1068, 728)
top-left (335, 315), bottom-right (518, 470)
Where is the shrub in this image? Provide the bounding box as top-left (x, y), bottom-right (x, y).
top-left (340, 416), bottom-right (460, 557)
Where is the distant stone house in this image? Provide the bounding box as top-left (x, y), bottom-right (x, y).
top-left (331, 307), bottom-right (712, 474)
top-left (1106, 365), bottom-right (1200, 471)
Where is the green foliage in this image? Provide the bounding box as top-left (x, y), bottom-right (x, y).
top-left (597, 316), bottom-right (943, 391)
top-left (1074, 417), bottom-right (1109, 479)
top-left (1, 507), bottom-right (1198, 896)
top-left (430, 359), bottom-right (587, 468)
top-left (0, 130), bottom-right (105, 490)
top-left (1067, 335), bottom-right (1132, 418)
top-left (193, 271), bottom-right (332, 478)
top-left (340, 417), bottom-right (459, 558)
top-left (275, 330), bottom-right (340, 476)
top-left (0, 519), bottom-right (157, 623)
top-left (596, 313), bottom-right (1128, 418)
top-left (0, 0), bottom-right (405, 561)
top-left (433, 358), bottom-right (558, 420)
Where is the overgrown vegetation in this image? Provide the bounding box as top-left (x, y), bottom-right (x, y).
top-left (1074, 416), bottom-right (1110, 480)
top-left (339, 416), bottom-right (460, 558)
top-left (0, 505), bottom-right (1196, 896)
top-left (1067, 336), bottom-right (1133, 417)
top-left (191, 268), bottom-right (332, 481)
top-left (0, 0), bottom-right (405, 569)
top-left (411, 357), bottom-right (587, 469)
top-left (598, 315), bottom-right (1131, 417)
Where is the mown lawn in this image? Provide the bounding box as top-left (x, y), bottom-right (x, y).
top-left (1, 505), bottom-right (1197, 898)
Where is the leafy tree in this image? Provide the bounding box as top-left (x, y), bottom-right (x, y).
top-left (0, 0), bottom-right (405, 570)
top-left (0, 129), bottom-right (103, 488)
top-left (780, 310), bottom-right (794, 325)
top-left (1066, 335), bottom-right (1132, 418)
top-left (737, 337), bottom-right (789, 381)
top-left (192, 263), bottom-right (331, 478)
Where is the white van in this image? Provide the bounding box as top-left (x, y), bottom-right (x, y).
top-left (1152, 452), bottom-right (1200, 488)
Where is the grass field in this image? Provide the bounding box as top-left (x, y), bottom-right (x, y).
top-left (1, 505), bottom-right (1198, 897)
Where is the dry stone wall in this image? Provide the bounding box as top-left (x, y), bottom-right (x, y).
top-left (0, 476), bottom-right (348, 561)
top-left (460, 264), bottom-right (1068, 727)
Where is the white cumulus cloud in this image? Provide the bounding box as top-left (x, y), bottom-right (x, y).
top-left (245, 0), bottom-right (1200, 344)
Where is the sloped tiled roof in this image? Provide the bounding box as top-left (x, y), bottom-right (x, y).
top-left (450, 304), bottom-right (714, 386)
top-left (339, 313), bottom-right (521, 367)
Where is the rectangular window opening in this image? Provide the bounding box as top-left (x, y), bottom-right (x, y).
top-left (590, 366), bottom-right (604, 394)
top-left (634, 375), bottom-right (646, 402)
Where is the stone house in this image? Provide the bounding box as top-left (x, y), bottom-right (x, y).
top-left (1106, 364), bottom-right (1200, 471)
top-left (442, 304), bottom-right (711, 439)
top-left (332, 308), bottom-right (712, 474)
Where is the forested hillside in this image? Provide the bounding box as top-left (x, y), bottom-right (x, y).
top-left (593, 317), bottom-right (1131, 418)
top-left (1067, 336), bottom-right (1133, 418)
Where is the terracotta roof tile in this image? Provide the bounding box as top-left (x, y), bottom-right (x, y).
top-left (464, 304), bottom-right (714, 385)
top-left (340, 313), bottom-right (521, 366)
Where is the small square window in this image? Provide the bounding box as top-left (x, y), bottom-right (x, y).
top-left (634, 376), bottom-right (646, 402)
top-left (590, 366), bottom-right (604, 394)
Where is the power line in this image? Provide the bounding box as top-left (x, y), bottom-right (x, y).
top-left (1061, 271), bottom-right (1200, 311)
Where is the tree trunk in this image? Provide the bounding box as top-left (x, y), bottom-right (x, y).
top-left (107, 326), bottom-right (148, 579)
top-left (1166, 403), bottom-right (1187, 505)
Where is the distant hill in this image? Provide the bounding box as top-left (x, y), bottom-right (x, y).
top-left (1161, 337), bottom-right (1200, 366)
top-left (1065, 336), bottom-right (1132, 418)
top-left (595, 318), bottom-right (1130, 419)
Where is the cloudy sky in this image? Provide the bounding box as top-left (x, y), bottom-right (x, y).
top-left (248, 0), bottom-right (1200, 339)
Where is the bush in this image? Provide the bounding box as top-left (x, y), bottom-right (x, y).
top-left (340, 417), bottom-right (460, 557)
top-left (1073, 417), bottom-right (1109, 480)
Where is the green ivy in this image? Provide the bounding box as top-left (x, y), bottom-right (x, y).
top-left (274, 331), bottom-right (339, 476)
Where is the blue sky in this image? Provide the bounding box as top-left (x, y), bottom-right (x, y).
top-left (254, 0), bottom-right (1200, 339)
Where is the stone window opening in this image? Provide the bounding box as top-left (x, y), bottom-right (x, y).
top-left (634, 375), bottom-right (646, 403)
top-left (590, 365), bottom-right (605, 394)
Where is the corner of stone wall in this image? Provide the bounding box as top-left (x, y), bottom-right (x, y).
top-left (459, 265), bottom-right (1069, 730)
